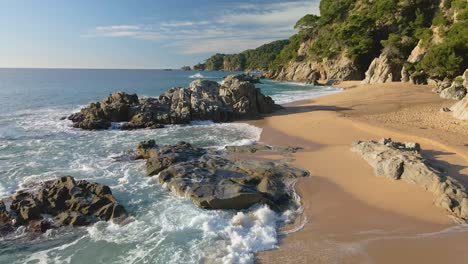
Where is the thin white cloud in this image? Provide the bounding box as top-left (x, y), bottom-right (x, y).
top-left (160, 21), bottom-right (211, 27)
top-left (87, 1), bottom-right (319, 54)
top-left (96, 25), bottom-right (140, 31)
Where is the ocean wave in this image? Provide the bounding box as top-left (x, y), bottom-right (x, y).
top-left (189, 73), bottom-right (219, 79)
top-left (271, 86), bottom-right (342, 105)
top-left (189, 73), bottom-right (204, 79)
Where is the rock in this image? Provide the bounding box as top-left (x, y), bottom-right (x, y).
top-left (137, 142), bottom-right (308, 210)
top-left (0, 201), bottom-right (14, 235)
top-left (362, 51), bottom-right (402, 84)
top-left (427, 78), bottom-right (438, 87)
top-left (401, 66), bottom-right (409, 82)
top-left (407, 40), bottom-right (427, 64)
top-left (450, 96), bottom-right (468, 120)
top-left (0, 176), bottom-right (127, 236)
top-left (352, 139), bottom-right (468, 222)
top-left (67, 76), bottom-right (280, 130)
top-left (267, 51), bottom-right (363, 82)
top-left (440, 107), bottom-right (451, 113)
top-left (463, 69), bottom-right (468, 88)
top-left (432, 78), bottom-right (452, 93)
top-left (135, 140), bottom-right (158, 159)
top-left (440, 83), bottom-right (467, 100)
top-left (409, 71), bottom-right (427, 85)
top-left (181, 66), bottom-right (191, 71)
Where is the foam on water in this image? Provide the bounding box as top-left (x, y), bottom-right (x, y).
top-left (0, 106), bottom-right (296, 264)
top-left (189, 73), bottom-right (204, 79)
top-left (0, 71), bottom-right (345, 263)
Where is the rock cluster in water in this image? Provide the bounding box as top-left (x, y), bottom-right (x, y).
top-left (135, 141), bottom-right (309, 210)
top-left (67, 74), bottom-right (280, 130)
top-left (0, 176), bottom-right (127, 235)
top-left (352, 138), bottom-right (468, 222)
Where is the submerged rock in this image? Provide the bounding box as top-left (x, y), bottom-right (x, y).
top-left (352, 139), bottom-right (468, 223)
top-left (0, 176), bottom-right (127, 235)
top-left (67, 74), bottom-right (280, 130)
top-left (135, 142), bottom-right (308, 210)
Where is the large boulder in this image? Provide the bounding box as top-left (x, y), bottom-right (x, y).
top-left (432, 78), bottom-right (452, 93)
top-left (67, 75), bottom-right (280, 130)
top-left (450, 96), bottom-right (468, 120)
top-left (0, 176), bottom-right (127, 236)
top-left (135, 142), bottom-right (308, 210)
top-left (352, 139), bottom-right (468, 223)
top-left (362, 51), bottom-right (402, 84)
top-left (439, 82), bottom-right (467, 100)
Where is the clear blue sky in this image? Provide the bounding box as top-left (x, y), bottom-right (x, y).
top-left (0, 0), bottom-right (319, 69)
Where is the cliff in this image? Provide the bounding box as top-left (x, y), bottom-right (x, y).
top-left (199, 0), bottom-right (467, 84)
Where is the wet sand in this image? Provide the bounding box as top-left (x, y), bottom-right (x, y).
top-left (248, 82), bottom-right (468, 263)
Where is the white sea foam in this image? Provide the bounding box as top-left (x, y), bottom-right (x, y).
top-left (272, 86), bottom-right (342, 105)
top-left (189, 73), bottom-right (204, 79)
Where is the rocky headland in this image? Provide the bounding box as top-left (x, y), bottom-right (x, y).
top-left (67, 74), bottom-right (279, 130)
top-left (0, 176), bottom-right (127, 236)
top-left (134, 141), bottom-right (309, 211)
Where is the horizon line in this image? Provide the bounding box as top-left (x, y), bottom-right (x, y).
top-left (0, 66), bottom-right (194, 70)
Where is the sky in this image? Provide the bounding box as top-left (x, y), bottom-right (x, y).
top-left (0, 0), bottom-right (320, 69)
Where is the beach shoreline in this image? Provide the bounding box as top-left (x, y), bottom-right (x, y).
top-left (246, 81), bottom-right (468, 263)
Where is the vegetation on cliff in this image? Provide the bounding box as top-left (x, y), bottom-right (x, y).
top-left (198, 0), bottom-right (467, 82)
top-left (198, 40), bottom-right (289, 71)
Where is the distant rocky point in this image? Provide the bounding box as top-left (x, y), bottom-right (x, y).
top-left (66, 74), bottom-right (280, 130)
top-left (0, 176), bottom-right (127, 236)
top-left (180, 66), bottom-right (191, 71)
top-left (134, 141), bottom-right (308, 210)
top-left (352, 138), bottom-right (468, 223)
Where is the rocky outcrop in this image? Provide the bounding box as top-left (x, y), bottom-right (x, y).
top-left (409, 71), bottom-right (428, 85)
top-left (67, 74), bottom-right (280, 130)
top-left (407, 40), bottom-right (427, 64)
top-left (181, 66), bottom-right (191, 71)
top-left (352, 139), bottom-right (468, 223)
top-left (432, 78), bottom-right (452, 93)
top-left (450, 96), bottom-right (468, 120)
top-left (267, 52), bottom-right (362, 83)
top-left (362, 51), bottom-right (402, 84)
top-left (439, 82), bottom-right (467, 100)
top-left (0, 176), bottom-right (127, 236)
top-left (134, 141), bottom-right (308, 210)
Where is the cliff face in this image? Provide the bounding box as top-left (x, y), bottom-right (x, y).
top-left (198, 0), bottom-right (467, 84)
top-left (269, 0), bottom-right (464, 83)
top-left (266, 53), bottom-right (361, 82)
top-left (277, 0), bottom-right (467, 84)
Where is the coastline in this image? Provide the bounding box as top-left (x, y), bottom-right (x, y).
top-left (246, 81), bottom-right (468, 263)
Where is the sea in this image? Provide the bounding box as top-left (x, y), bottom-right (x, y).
top-left (0, 68), bottom-right (341, 264)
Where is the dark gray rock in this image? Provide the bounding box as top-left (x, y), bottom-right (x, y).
top-left (136, 142), bottom-right (308, 210)
top-left (352, 138), bottom-right (468, 223)
top-left (0, 176), bottom-right (127, 236)
top-left (67, 75), bottom-right (280, 130)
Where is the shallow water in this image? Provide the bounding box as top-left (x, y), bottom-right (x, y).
top-left (0, 69), bottom-right (341, 263)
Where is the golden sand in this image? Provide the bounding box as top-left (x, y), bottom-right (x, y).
top-left (247, 82), bottom-right (468, 263)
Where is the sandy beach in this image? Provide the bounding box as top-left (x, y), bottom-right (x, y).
top-left (249, 82), bottom-right (468, 263)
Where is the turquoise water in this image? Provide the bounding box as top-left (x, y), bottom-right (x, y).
top-left (0, 69), bottom-right (341, 264)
